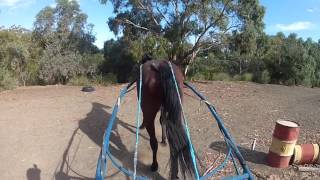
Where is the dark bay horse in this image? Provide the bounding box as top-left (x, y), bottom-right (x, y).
top-left (137, 60), bottom-right (195, 179)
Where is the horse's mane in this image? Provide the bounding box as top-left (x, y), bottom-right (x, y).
top-left (141, 53), bottom-right (153, 64)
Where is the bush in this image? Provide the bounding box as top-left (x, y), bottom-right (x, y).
top-left (39, 41), bottom-right (84, 85)
top-left (260, 70), bottom-right (271, 84)
top-left (191, 72), bottom-right (206, 81)
top-left (25, 60), bottom-right (40, 85)
top-left (68, 76), bottom-right (91, 86)
top-left (285, 78), bottom-right (296, 86)
top-left (92, 73), bottom-right (117, 85)
top-left (241, 73), bottom-right (253, 81)
top-left (0, 68), bottom-right (18, 91)
top-left (232, 73), bottom-right (254, 82)
top-left (211, 73), bottom-right (231, 81)
top-left (233, 74), bottom-right (242, 81)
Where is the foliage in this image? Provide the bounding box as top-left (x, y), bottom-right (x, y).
top-left (92, 73), bottom-right (117, 85)
top-left (2, 0), bottom-right (320, 90)
top-left (0, 26), bottom-right (41, 87)
top-left (38, 40), bottom-right (84, 84)
top-left (260, 70), bottom-right (271, 84)
top-left (188, 31), bottom-right (320, 87)
top-left (101, 0), bottom-right (265, 66)
top-left (0, 0), bottom-right (107, 90)
top-left (68, 75), bottom-right (92, 86)
top-left (68, 73), bottom-right (117, 86)
top-left (101, 38), bottom-right (139, 83)
top-left (241, 73), bottom-right (253, 81)
top-left (0, 67), bottom-right (18, 90)
top-left (33, 0), bottom-right (101, 85)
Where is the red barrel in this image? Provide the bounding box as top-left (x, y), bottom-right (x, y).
top-left (267, 120), bottom-right (300, 168)
top-left (292, 144), bottom-right (319, 164)
top-left (318, 145), bottom-right (320, 164)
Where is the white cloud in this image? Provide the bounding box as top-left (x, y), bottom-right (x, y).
top-left (307, 8), bottom-right (314, 13)
top-left (50, 3), bottom-right (56, 8)
top-left (49, 0), bottom-right (79, 8)
top-left (0, 0), bottom-right (21, 6)
top-left (0, 0), bottom-right (35, 8)
top-left (69, 0), bottom-right (80, 3)
top-left (307, 7), bottom-right (320, 13)
top-left (275, 21), bottom-right (313, 31)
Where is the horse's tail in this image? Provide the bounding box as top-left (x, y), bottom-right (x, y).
top-left (158, 62), bottom-right (195, 179)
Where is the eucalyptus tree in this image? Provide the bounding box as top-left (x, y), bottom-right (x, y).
top-left (33, 0), bottom-right (99, 84)
top-left (100, 0), bottom-right (265, 68)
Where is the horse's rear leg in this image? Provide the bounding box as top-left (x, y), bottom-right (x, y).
top-left (170, 150), bottom-right (179, 180)
top-left (143, 111), bottom-right (158, 171)
top-left (139, 123), bottom-right (145, 129)
top-left (159, 107), bottom-right (167, 145)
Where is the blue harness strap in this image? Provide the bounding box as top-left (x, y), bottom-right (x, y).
top-left (184, 82), bottom-right (254, 180)
top-left (168, 62), bottom-right (200, 180)
top-left (95, 62), bottom-right (254, 180)
top-left (95, 80), bottom-right (148, 180)
top-left (133, 65), bottom-right (143, 180)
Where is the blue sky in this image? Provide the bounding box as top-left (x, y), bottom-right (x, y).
top-left (261, 0), bottom-right (320, 40)
top-left (0, 0), bottom-right (320, 48)
top-left (0, 0), bottom-right (116, 48)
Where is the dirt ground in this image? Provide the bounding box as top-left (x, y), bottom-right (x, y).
top-left (0, 81), bottom-right (320, 180)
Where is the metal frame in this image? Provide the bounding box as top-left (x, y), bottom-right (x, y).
top-left (95, 81), bottom-right (254, 180)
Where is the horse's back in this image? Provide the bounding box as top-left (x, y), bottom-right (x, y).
top-left (139, 60), bottom-right (184, 112)
top-left (141, 60), bottom-right (162, 97)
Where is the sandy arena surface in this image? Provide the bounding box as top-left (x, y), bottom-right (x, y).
top-left (0, 82), bottom-right (320, 180)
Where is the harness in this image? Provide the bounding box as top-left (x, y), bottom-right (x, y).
top-left (95, 62), bottom-right (254, 180)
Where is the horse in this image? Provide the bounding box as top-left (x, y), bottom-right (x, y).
top-left (138, 54), bottom-right (167, 145)
top-left (137, 59), bottom-right (195, 179)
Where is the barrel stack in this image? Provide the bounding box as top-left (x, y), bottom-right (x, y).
top-left (292, 144), bottom-right (319, 165)
top-left (266, 120), bottom-right (300, 168)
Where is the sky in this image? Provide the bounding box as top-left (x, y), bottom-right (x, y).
top-left (0, 0), bottom-right (320, 48)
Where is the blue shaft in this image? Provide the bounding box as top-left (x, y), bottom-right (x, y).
top-left (168, 62), bottom-right (200, 179)
top-left (184, 82), bottom-right (254, 180)
top-left (96, 80), bottom-right (254, 180)
top-left (223, 173), bottom-right (250, 180)
top-left (96, 83), bottom-right (136, 180)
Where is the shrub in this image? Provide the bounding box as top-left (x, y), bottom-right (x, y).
top-left (39, 41), bottom-right (84, 85)
top-left (241, 73), bottom-right (253, 81)
top-left (191, 72), bottom-right (206, 81)
top-left (260, 70), bottom-right (271, 84)
top-left (233, 74), bottom-right (242, 81)
top-left (68, 76), bottom-right (91, 86)
top-left (92, 73), bottom-right (117, 85)
top-left (0, 68), bottom-right (18, 91)
top-left (285, 78), bottom-right (296, 86)
top-left (211, 73), bottom-right (231, 81)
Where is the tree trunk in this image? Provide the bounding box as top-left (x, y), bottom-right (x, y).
top-left (239, 59), bottom-right (242, 74)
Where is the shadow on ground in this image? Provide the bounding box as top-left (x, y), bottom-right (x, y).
top-left (210, 141), bottom-right (267, 165)
top-left (53, 102), bottom-right (165, 180)
top-left (26, 164), bottom-right (41, 180)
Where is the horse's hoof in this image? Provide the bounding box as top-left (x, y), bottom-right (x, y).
top-left (160, 140), bottom-right (167, 146)
top-left (139, 124), bottom-right (145, 129)
top-left (150, 163), bottom-right (158, 172)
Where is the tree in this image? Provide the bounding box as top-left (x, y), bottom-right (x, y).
top-left (101, 39), bottom-right (136, 83)
top-left (33, 6), bottom-right (55, 48)
top-left (0, 26), bottom-right (41, 87)
top-left (38, 39), bottom-right (84, 84)
top-left (100, 0), bottom-right (265, 67)
top-left (33, 0), bottom-right (97, 54)
top-left (33, 0), bottom-right (100, 84)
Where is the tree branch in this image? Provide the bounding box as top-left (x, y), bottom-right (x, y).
top-left (137, 0), bottom-right (159, 26)
top-left (116, 18), bottom-right (149, 31)
top-left (171, 0), bottom-right (179, 17)
top-left (182, 0), bottom-right (231, 63)
top-left (155, 4), bottom-right (172, 27)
